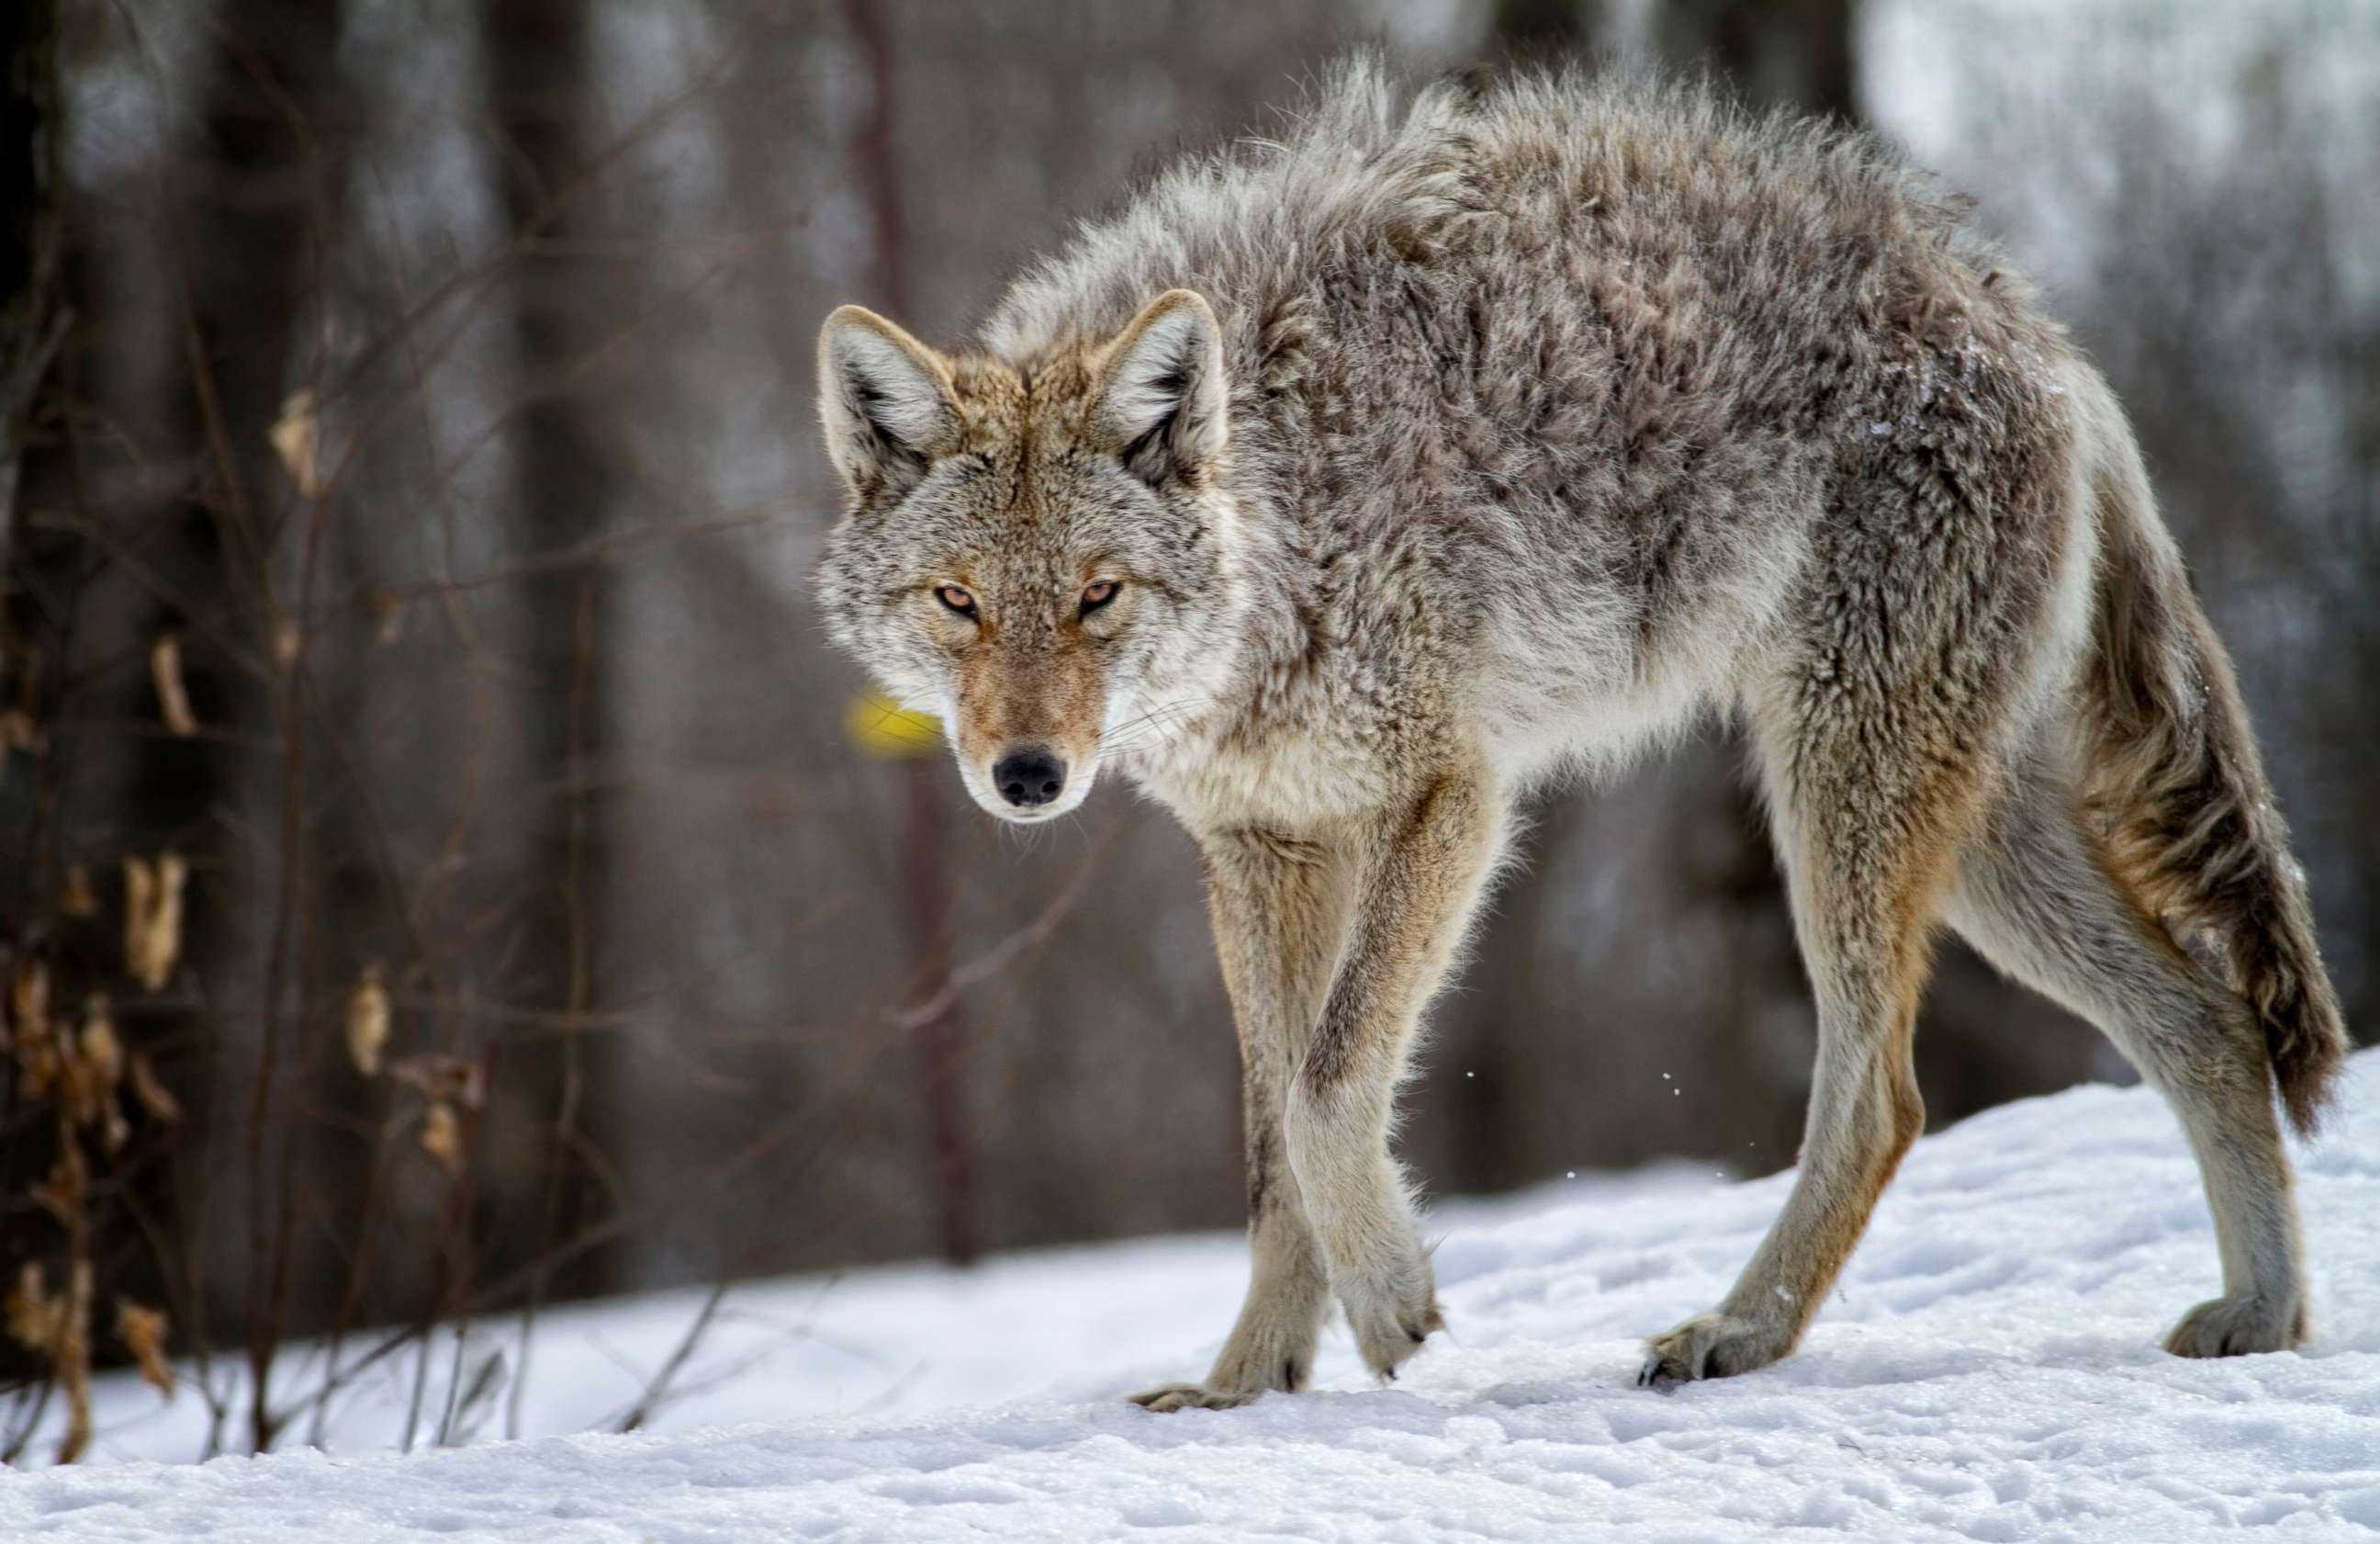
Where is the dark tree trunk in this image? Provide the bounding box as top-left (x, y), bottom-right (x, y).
top-left (0, 0), bottom-right (64, 561)
top-left (477, 0), bottom-right (623, 1362)
top-left (1654, 0), bottom-right (1858, 119)
top-left (145, 0), bottom-right (349, 1452)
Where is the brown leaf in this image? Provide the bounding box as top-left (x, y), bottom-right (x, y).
top-left (150, 634), bottom-right (198, 738)
top-left (115, 1300), bottom-right (174, 1398)
top-left (31, 1144), bottom-right (88, 1224)
top-left (78, 997), bottom-right (122, 1088)
top-left (11, 960), bottom-right (50, 1051)
top-left (5, 1262), bottom-right (57, 1352)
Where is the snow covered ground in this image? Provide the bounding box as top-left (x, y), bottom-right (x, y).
top-left (6, 1052), bottom-right (2377, 1539)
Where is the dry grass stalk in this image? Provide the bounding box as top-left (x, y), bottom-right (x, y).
top-left (6, 1261), bottom-right (95, 1463)
top-left (128, 1052), bottom-right (181, 1123)
top-left (149, 634), bottom-right (198, 738)
top-left (346, 964), bottom-right (389, 1076)
top-left (122, 852), bottom-right (186, 991)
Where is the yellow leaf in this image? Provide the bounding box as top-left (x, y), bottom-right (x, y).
top-left (270, 388), bottom-right (321, 497)
top-left (345, 964), bottom-right (388, 1076)
top-left (421, 1101), bottom-right (462, 1171)
top-left (844, 692), bottom-right (942, 759)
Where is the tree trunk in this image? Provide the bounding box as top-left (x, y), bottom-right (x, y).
top-left (0, 0), bottom-right (63, 564)
top-left (1653, 0), bottom-right (1857, 119)
top-left (478, 0), bottom-right (623, 1376)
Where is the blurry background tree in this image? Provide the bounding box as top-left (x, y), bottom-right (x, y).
top-left (1, 0), bottom-right (2370, 1461)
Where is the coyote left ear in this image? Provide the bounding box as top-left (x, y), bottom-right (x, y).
top-left (1090, 290), bottom-right (1228, 485)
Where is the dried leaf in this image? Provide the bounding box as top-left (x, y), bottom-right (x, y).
top-left (129, 1052), bottom-right (182, 1123)
top-left (6, 1263), bottom-right (56, 1351)
top-left (420, 1100), bottom-right (462, 1171)
top-left (78, 997), bottom-right (122, 1088)
top-left (124, 852), bottom-right (187, 991)
top-left (270, 387), bottom-right (321, 497)
top-left (150, 633), bottom-right (198, 738)
top-left (61, 996), bottom-right (123, 1138)
top-left (10, 960), bottom-right (51, 1071)
top-left (116, 1300), bottom-right (174, 1398)
top-left (83, 998), bottom-right (130, 1150)
top-left (0, 707), bottom-right (46, 754)
top-left (12, 961), bottom-right (48, 1040)
top-left (31, 1143), bottom-right (87, 1224)
top-left (345, 964), bottom-right (389, 1076)
top-left (61, 862), bottom-right (100, 919)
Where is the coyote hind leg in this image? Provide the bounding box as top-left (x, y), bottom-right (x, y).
top-left (1641, 689), bottom-right (1977, 1386)
top-left (1946, 750), bottom-right (2307, 1356)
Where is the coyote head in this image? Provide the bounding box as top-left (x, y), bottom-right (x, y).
top-left (813, 291), bottom-right (1240, 823)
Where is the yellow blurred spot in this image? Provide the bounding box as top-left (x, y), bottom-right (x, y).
top-left (845, 692), bottom-right (942, 758)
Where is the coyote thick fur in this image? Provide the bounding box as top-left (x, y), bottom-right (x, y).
top-left (814, 60), bottom-right (2345, 1403)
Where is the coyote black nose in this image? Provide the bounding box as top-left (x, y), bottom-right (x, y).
top-left (993, 748), bottom-right (1067, 808)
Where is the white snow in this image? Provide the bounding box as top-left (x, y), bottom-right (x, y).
top-left (6, 1052), bottom-right (2377, 1539)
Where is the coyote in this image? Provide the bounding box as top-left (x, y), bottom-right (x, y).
top-left (814, 61), bottom-right (2344, 1403)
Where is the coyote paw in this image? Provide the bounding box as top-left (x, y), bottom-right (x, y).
top-left (1128, 1336), bottom-right (1312, 1414)
top-left (1638, 1312), bottom-right (1792, 1389)
top-left (1337, 1246), bottom-right (1444, 1382)
top-left (2164, 1294), bottom-right (2306, 1358)
top-left (1127, 1381), bottom-right (1270, 1413)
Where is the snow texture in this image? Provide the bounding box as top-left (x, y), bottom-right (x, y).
top-left (6, 1052), bottom-right (2377, 1540)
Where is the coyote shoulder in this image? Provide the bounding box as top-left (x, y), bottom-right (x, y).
top-left (814, 59), bottom-right (2345, 1403)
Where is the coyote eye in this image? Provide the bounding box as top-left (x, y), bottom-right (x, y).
top-left (1080, 580), bottom-right (1119, 614)
top-left (936, 584), bottom-right (976, 616)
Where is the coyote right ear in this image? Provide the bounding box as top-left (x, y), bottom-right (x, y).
top-left (1089, 290), bottom-right (1228, 486)
top-left (816, 306), bottom-right (962, 502)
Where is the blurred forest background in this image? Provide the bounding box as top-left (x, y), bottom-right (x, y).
top-left (2, 0), bottom-right (2373, 1459)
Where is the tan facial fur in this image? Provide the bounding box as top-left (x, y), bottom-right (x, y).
top-left (814, 290), bottom-right (1240, 827)
top-left (942, 578), bottom-right (1123, 823)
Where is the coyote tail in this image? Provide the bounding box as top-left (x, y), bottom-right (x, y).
top-left (2078, 401), bottom-right (2347, 1135)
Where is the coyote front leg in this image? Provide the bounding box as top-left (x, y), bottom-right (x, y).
top-left (1293, 763), bottom-right (1506, 1382)
top-left (1130, 828), bottom-right (1354, 1412)
top-left (1131, 763), bottom-right (1504, 1407)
